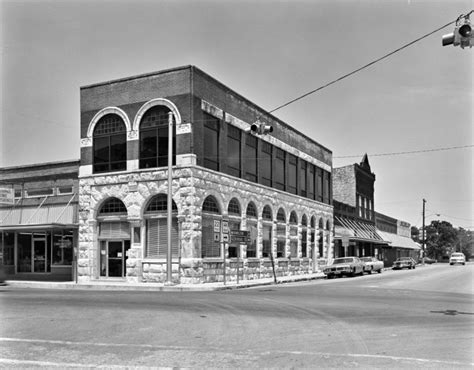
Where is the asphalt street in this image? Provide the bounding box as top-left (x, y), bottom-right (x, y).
top-left (1, 263), bottom-right (473, 368)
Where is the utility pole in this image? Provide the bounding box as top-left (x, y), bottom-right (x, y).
top-left (166, 112), bottom-right (173, 286)
top-left (422, 199), bottom-right (426, 262)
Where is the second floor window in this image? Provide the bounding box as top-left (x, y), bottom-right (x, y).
top-left (203, 113), bottom-right (220, 171)
top-left (139, 106), bottom-right (175, 169)
top-left (244, 134), bottom-right (257, 183)
top-left (226, 125), bottom-right (241, 177)
top-left (93, 114), bottom-right (127, 173)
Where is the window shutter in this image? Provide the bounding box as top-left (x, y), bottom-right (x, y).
top-left (147, 218), bottom-right (179, 258)
top-left (99, 222), bottom-right (130, 239)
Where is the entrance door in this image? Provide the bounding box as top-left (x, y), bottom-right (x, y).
top-left (100, 240), bottom-right (130, 278)
top-left (33, 238), bottom-right (47, 273)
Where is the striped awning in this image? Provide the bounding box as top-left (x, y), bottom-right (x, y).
top-left (334, 216), bottom-right (388, 244)
top-left (0, 203), bottom-right (78, 230)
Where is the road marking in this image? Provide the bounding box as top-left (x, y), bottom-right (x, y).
top-left (1, 337), bottom-right (472, 367)
top-left (0, 358), bottom-right (130, 368)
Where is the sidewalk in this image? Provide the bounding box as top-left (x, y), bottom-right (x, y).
top-left (4, 271), bottom-right (327, 292)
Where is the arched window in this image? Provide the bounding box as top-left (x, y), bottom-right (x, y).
top-left (318, 218), bottom-right (325, 258)
top-left (93, 114), bottom-right (127, 173)
top-left (228, 198), bottom-right (241, 258)
top-left (203, 195), bottom-right (220, 213)
top-left (99, 197), bottom-right (127, 215)
top-left (97, 197), bottom-right (130, 278)
top-left (246, 202), bottom-right (257, 219)
top-left (262, 206), bottom-right (273, 221)
top-left (139, 106), bottom-right (176, 169)
top-left (202, 195), bottom-right (221, 258)
top-left (289, 211), bottom-right (298, 257)
top-left (228, 198), bottom-right (241, 216)
top-left (310, 216), bottom-right (316, 259)
top-left (261, 205), bottom-right (272, 258)
top-left (301, 214), bottom-right (308, 258)
top-left (144, 194), bottom-right (178, 258)
top-left (246, 202), bottom-right (258, 258)
top-left (276, 208), bottom-right (286, 258)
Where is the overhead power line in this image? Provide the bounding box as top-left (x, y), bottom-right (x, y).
top-left (334, 144), bottom-right (474, 159)
top-left (260, 12), bottom-right (472, 118)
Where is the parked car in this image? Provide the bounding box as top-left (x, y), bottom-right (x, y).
top-left (392, 257), bottom-right (417, 270)
top-left (422, 257), bottom-right (437, 264)
top-left (323, 257), bottom-right (365, 278)
top-left (359, 257), bottom-right (383, 274)
top-left (449, 252), bottom-right (466, 265)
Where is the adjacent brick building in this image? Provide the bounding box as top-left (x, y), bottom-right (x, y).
top-left (0, 160), bottom-right (80, 280)
top-left (77, 65), bottom-right (334, 284)
top-left (333, 154), bottom-right (420, 266)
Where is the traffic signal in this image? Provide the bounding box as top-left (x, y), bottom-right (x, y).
top-left (249, 121), bottom-right (273, 135)
top-left (442, 17), bottom-right (473, 48)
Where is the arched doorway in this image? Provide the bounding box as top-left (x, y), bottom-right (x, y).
top-left (97, 198), bottom-right (130, 278)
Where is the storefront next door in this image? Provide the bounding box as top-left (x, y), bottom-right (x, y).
top-left (18, 234), bottom-right (50, 273)
top-left (100, 240), bottom-right (130, 278)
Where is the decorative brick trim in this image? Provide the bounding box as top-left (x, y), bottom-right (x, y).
top-left (132, 98), bottom-right (182, 132)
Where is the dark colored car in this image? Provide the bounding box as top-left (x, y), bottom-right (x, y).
top-left (422, 257), bottom-right (437, 264)
top-left (392, 257), bottom-right (417, 270)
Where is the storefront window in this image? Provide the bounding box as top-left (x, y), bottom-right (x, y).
top-left (1, 232), bottom-right (14, 266)
top-left (17, 233), bottom-right (32, 273)
top-left (52, 233), bottom-right (73, 265)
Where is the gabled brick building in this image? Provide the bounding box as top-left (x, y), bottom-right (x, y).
top-left (332, 155), bottom-right (388, 259)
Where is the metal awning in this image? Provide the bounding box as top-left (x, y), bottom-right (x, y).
top-left (0, 198), bottom-right (78, 231)
top-left (334, 216), bottom-right (388, 244)
top-left (376, 230), bottom-right (421, 250)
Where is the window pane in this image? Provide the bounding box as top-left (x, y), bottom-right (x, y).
top-left (244, 135), bottom-right (257, 182)
top-left (274, 149), bottom-right (285, 190)
top-left (94, 136), bottom-right (109, 164)
top-left (140, 129), bottom-right (157, 163)
top-left (317, 168), bottom-right (323, 202)
top-left (227, 135), bottom-right (241, 177)
top-left (110, 133), bottom-right (127, 166)
top-left (203, 119), bottom-right (219, 171)
top-left (308, 164), bottom-right (315, 200)
top-left (260, 142), bottom-right (272, 187)
top-left (288, 155), bottom-right (297, 195)
top-left (300, 161), bottom-right (307, 197)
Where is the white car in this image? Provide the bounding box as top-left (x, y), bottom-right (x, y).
top-left (449, 253), bottom-right (466, 265)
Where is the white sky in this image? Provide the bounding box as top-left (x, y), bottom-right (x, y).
top-left (1, 0), bottom-right (472, 229)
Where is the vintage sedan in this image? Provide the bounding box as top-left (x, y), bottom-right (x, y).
top-left (323, 257), bottom-right (365, 279)
top-left (359, 257), bottom-right (383, 274)
top-left (449, 252), bottom-right (466, 265)
top-left (392, 257), bottom-right (417, 270)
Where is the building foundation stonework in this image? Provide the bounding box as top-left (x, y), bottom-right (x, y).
top-left (78, 166), bottom-right (333, 284)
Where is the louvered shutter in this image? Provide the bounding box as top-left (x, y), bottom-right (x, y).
top-left (147, 218), bottom-right (179, 258)
top-left (99, 222), bottom-right (130, 239)
top-left (147, 219), bottom-right (160, 257)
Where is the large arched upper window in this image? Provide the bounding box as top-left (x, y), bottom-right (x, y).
top-left (139, 106), bottom-right (176, 169)
top-left (93, 114), bottom-right (127, 173)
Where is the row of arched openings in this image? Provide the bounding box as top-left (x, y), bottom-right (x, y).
top-left (95, 195), bottom-right (331, 263)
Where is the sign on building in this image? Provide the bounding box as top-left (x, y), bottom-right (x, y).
top-left (0, 186), bottom-right (14, 205)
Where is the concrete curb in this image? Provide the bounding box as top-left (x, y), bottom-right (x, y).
top-left (4, 272), bottom-right (327, 292)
